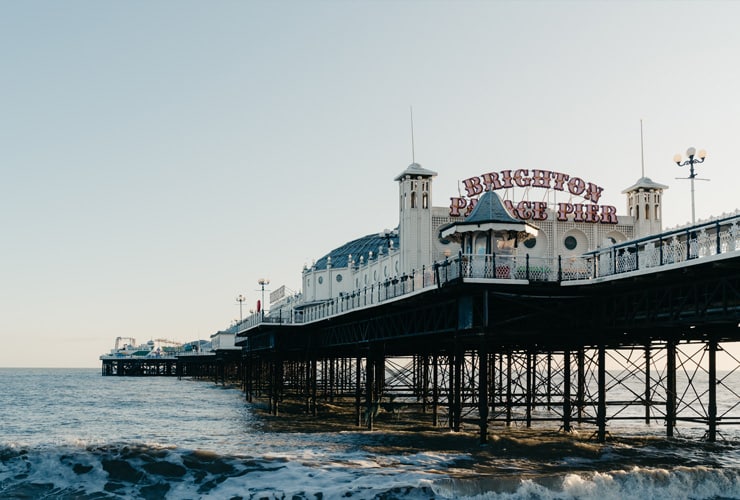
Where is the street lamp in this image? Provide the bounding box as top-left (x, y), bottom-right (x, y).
top-left (258, 278), bottom-right (270, 320)
top-left (673, 147), bottom-right (708, 225)
top-left (236, 294), bottom-right (246, 322)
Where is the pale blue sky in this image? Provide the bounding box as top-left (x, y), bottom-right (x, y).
top-left (2, 1), bottom-right (738, 367)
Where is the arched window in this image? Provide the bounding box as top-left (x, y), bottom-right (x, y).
top-left (422, 192), bottom-right (428, 209)
top-left (411, 192), bottom-right (417, 208)
top-left (645, 204), bottom-right (650, 220)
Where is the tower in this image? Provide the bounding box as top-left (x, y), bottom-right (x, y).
top-left (395, 163), bottom-right (437, 275)
top-left (622, 177), bottom-right (669, 239)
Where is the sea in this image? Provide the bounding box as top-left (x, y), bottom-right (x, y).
top-left (2, 368), bottom-right (740, 499)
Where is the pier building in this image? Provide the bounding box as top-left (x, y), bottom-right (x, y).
top-left (102, 158), bottom-right (740, 445)
top-left (225, 160), bottom-right (740, 443)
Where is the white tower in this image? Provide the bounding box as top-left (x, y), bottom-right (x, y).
top-left (395, 163), bottom-right (437, 275)
top-left (622, 177), bottom-right (668, 238)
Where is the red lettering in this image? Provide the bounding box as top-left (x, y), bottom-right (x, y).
top-left (584, 182), bottom-right (604, 203)
top-left (552, 171), bottom-right (569, 191)
top-left (530, 170), bottom-right (552, 188)
top-left (600, 205), bottom-right (618, 224)
top-left (557, 202), bottom-right (573, 221)
top-left (466, 197), bottom-right (478, 216)
top-left (572, 203), bottom-right (586, 222)
top-left (481, 172), bottom-right (503, 191)
top-left (463, 177), bottom-right (483, 197)
top-left (531, 201), bottom-right (548, 220)
top-left (500, 170), bottom-right (514, 188)
top-left (585, 204), bottom-right (600, 223)
top-left (513, 169), bottom-right (531, 187)
top-left (449, 197), bottom-right (467, 217)
top-left (516, 200), bottom-right (533, 219)
top-left (567, 177), bottom-right (586, 196)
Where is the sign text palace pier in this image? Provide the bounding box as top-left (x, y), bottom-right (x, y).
top-left (102, 164), bottom-right (740, 443)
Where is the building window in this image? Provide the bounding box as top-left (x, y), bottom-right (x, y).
top-left (564, 236), bottom-right (578, 250)
top-left (318, 276), bottom-right (324, 284)
top-left (422, 192), bottom-right (428, 209)
top-left (336, 274), bottom-right (342, 283)
top-left (524, 237), bottom-right (536, 249)
top-left (411, 192), bottom-right (417, 208)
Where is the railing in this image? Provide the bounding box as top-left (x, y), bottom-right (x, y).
top-left (592, 214), bottom-right (740, 277)
top-left (235, 215), bottom-right (740, 333)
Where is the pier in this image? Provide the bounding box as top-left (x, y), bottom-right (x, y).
top-left (234, 215), bottom-right (740, 442)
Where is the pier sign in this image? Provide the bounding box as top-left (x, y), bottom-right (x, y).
top-left (449, 169), bottom-right (618, 224)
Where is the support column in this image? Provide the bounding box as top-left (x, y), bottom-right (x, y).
top-left (365, 352), bottom-right (375, 430)
top-left (506, 351), bottom-right (512, 427)
top-left (577, 348), bottom-right (585, 424)
top-left (708, 338), bottom-right (717, 442)
top-left (645, 344), bottom-right (651, 424)
top-left (355, 355), bottom-right (362, 427)
top-left (597, 345), bottom-right (606, 442)
top-left (453, 346), bottom-right (463, 432)
top-left (526, 350), bottom-right (532, 428)
top-left (666, 340), bottom-right (676, 438)
top-left (479, 344), bottom-right (489, 443)
top-left (563, 349), bottom-right (571, 432)
top-left (432, 354), bottom-right (439, 427)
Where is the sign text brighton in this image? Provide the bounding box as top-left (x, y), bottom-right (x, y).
top-left (449, 169), bottom-right (618, 224)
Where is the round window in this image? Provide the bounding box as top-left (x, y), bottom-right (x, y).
top-left (318, 276), bottom-right (324, 284)
top-left (336, 274), bottom-right (342, 283)
top-left (564, 236), bottom-right (578, 250)
top-left (524, 237), bottom-right (536, 249)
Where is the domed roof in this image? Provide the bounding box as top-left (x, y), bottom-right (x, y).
top-left (312, 230), bottom-right (399, 270)
top-left (394, 162), bottom-right (438, 181)
top-left (622, 177), bottom-right (669, 193)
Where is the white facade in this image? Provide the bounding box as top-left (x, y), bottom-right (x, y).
top-left (271, 164), bottom-right (666, 314)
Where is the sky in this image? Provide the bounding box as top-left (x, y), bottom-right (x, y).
top-left (2, 1), bottom-right (739, 368)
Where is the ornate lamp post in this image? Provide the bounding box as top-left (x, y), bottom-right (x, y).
top-left (258, 278), bottom-right (270, 320)
top-left (673, 147), bottom-right (708, 225)
top-left (236, 294), bottom-right (246, 322)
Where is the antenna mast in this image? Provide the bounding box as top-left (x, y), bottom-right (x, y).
top-left (410, 106), bottom-right (415, 164)
top-left (640, 119), bottom-right (645, 178)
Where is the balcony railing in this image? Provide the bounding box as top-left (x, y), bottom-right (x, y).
top-left (235, 214), bottom-right (740, 334)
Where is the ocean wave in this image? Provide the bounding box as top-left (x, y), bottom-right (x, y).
top-left (2, 441), bottom-right (740, 500)
top-left (431, 465), bottom-right (740, 500)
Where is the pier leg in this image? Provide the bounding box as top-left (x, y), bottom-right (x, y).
top-left (563, 349), bottom-right (571, 432)
top-left (432, 354), bottom-right (439, 427)
top-left (577, 348), bottom-right (585, 424)
top-left (666, 340), bottom-right (676, 438)
top-left (479, 343), bottom-right (489, 443)
top-left (526, 350), bottom-right (532, 428)
top-left (453, 346), bottom-right (463, 432)
top-left (547, 353), bottom-right (552, 411)
top-left (506, 351), bottom-right (512, 427)
top-left (365, 353), bottom-right (375, 431)
top-left (422, 355), bottom-right (429, 413)
top-left (645, 344), bottom-right (651, 424)
top-left (597, 345), bottom-right (606, 442)
top-left (708, 338), bottom-right (717, 442)
top-left (355, 355), bottom-right (362, 427)
top-left (311, 358), bottom-right (318, 417)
